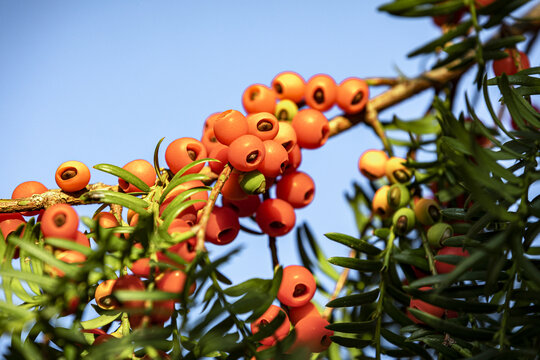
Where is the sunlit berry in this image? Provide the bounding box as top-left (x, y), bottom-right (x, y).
top-left (275, 99), bottom-right (299, 122)
top-left (12, 181), bottom-right (48, 216)
top-left (255, 199), bottom-right (296, 237)
top-left (387, 183), bottom-right (410, 210)
top-left (372, 185), bottom-right (392, 219)
top-left (288, 301), bottom-right (320, 325)
top-left (113, 275), bottom-right (145, 309)
top-left (201, 127), bottom-right (222, 154)
top-left (273, 121), bottom-right (298, 153)
top-left (213, 110), bottom-right (249, 146)
top-left (0, 219), bottom-right (26, 240)
top-left (257, 140), bottom-right (289, 178)
top-left (41, 204), bottom-right (79, 240)
top-left (493, 48), bottom-right (530, 77)
top-left (304, 74), bottom-right (337, 112)
top-left (292, 316), bottom-right (333, 353)
top-left (272, 71), bottom-right (306, 103)
top-left (203, 112), bottom-right (221, 133)
top-left (276, 171), bottom-right (315, 209)
top-left (336, 77), bottom-right (369, 114)
top-left (55, 161), bottom-right (91, 193)
top-left (242, 84), bottom-right (277, 114)
top-left (228, 135), bottom-right (266, 172)
top-left (221, 170), bottom-right (248, 201)
top-left (165, 137), bottom-right (207, 175)
top-left (277, 265), bottom-right (316, 307)
top-left (208, 143), bottom-right (229, 174)
top-left (118, 159), bottom-right (155, 193)
top-left (50, 250), bottom-right (86, 277)
top-left (251, 304), bottom-right (291, 346)
top-left (414, 198), bottom-right (441, 225)
top-left (246, 112), bottom-right (279, 141)
top-left (292, 109), bottom-right (330, 149)
top-left (167, 219), bottom-right (197, 264)
top-left (95, 279), bottom-right (119, 310)
top-left (358, 149), bottom-right (388, 180)
top-left (222, 195), bottom-right (261, 218)
top-left (385, 157), bottom-right (412, 184)
top-left (283, 144), bottom-right (302, 175)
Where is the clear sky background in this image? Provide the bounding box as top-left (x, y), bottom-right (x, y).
top-left (0, 0), bottom-right (538, 356)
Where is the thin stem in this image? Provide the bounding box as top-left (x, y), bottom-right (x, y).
top-left (420, 229), bottom-right (438, 276)
top-left (195, 165), bottom-right (232, 252)
top-left (268, 236), bottom-right (279, 270)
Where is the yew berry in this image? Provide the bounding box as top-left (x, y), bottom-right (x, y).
top-left (203, 112), bottom-right (221, 133)
top-left (387, 183), bottom-right (410, 210)
top-left (165, 137), bottom-right (207, 175)
top-left (214, 110), bottom-right (249, 146)
top-left (130, 256), bottom-right (155, 278)
top-left (272, 71), bottom-right (306, 103)
top-left (273, 121), bottom-right (298, 153)
top-left (159, 197), bottom-right (198, 226)
top-left (358, 149), bottom-right (389, 180)
top-left (392, 208), bottom-right (415, 236)
top-left (0, 213), bottom-right (25, 223)
top-left (156, 270), bottom-right (195, 297)
top-left (222, 195), bottom-right (261, 218)
top-left (0, 218), bottom-right (25, 239)
top-left (50, 250), bottom-right (86, 277)
top-left (432, 7), bottom-right (465, 27)
top-left (414, 198), bottom-right (441, 226)
top-left (251, 304), bottom-right (291, 346)
top-left (292, 316), bottom-right (333, 353)
top-left (475, 0), bottom-right (496, 7)
top-left (385, 157), bottom-right (412, 184)
top-left (149, 299), bottom-right (176, 324)
top-left (228, 134), bottom-right (266, 172)
top-left (372, 185), bottom-right (392, 219)
top-left (246, 112), bottom-right (279, 141)
top-left (95, 279), bottom-right (119, 310)
top-left (12, 181), bottom-right (48, 216)
top-left (94, 334), bottom-right (114, 346)
top-left (283, 144), bottom-right (302, 174)
top-left (55, 160), bottom-right (91, 193)
top-left (162, 180), bottom-right (208, 212)
top-left (94, 212), bottom-right (119, 228)
top-left (276, 171), bottom-right (315, 209)
top-left (435, 246), bottom-right (470, 274)
top-left (277, 265), bottom-right (316, 308)
top-left (242, 84), bottom-right (277, 114)
top-left (255, 198), bottom-right (296, 237)
top-left (292, 109), bottom-right (330, 149)
top-left (304, 74), bottom-right (337, 112)
top-left (201, 127), bottom-right (222, 154)
top-left (288, 301), bottom-right (320, 325)
top-left (493, 49), bottom-right (530, 77)
top-left (208, 144), bottom-right (229, 174)
top-left (167, 219), bottom-right (197, 263)
top-left (275, 99), bottom-right (299, 122)
top-left (427, 223), bottom-right (453, 249)
top-left (336, 77), bottom-right (369, 114)
top-left (205, 206), bottom-right (240, 245)
top-left (239, 170), bottom-right (266, 195)
top-left (221, 170), bottom-right (248, 201)
top-left (409, 286), bottom-right (445, 324)
top-left (257, 140), bottom-right (289, 178)
top-left (113, 275), bottom-right (145, 309)
top-left (118, 159), bottom-right (155, 193)
top-left (41, 204), bottom-right (79, 240)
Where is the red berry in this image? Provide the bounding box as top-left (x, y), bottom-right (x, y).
top-left (113, 275), bottom-right (145, 310)
top-left (213, 110), bottom-right (249, 146)
top-left (493, 49), bottom-right (530, 77)
top-left (288, 301), bottom-right (320, 325)
top-left (205, 206), bottom-right (240, 245)
top-left (283, 144), bottom-right (302, 174)
top-left (55, 160), bottom-right (91, 193)
top-left (118, 159), bottom-right (155, 193)
top-left (257, 140), bottom-right (289, 178)
top-left (291, 109), bottom-right (330, 149)
top-left (276, 171), bottom-right (315, 209)
top-left (208, 143), bottom-right (229, 174)
top-left (273, 121), bottom-right (298, 153)
top-left (255, 199), bottom-right (296, 237)
top-left (12, 181), bottom-right (48, 216)
top-left (251, 304), bottom-right (291, 346)
top-left (277, 265), bottom-right (316, 307)
top-left (165, 137), bottom-right (207, 175)
top-left (228, 135), bottom-right (266, 172)
top-left (221, 170), bottom-right (248, 201)
top-left (246, 112), bottom-right (279, 141)
top-left (41, 204), bottom-right (79, 240)
top-left (222, 195), bottom-right (261, 218)
top-left (242, 84), bottom-right (277, 114)
top-left (292, 316), bottom-right (333, 353)
top-left (434, 246), bottom-right (470, 274)
top-left (336, 77), bottom-right (369, 114)
top-left (409, 286), bottom-right (445, 324)
top-left (304, 74), bottom-right (337, 112)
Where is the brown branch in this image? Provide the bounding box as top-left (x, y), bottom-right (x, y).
top-left (195, 164), bottom-right (232, 252)
top-left (0, 183), bottom-right (118, 213)
top-left (365, 77), bottom-right (401, 87)
top-left (268, 236), bottom-right (279, 270)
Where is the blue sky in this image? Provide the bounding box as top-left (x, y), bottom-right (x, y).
top-left (1, 0), bottom-right (538, 355)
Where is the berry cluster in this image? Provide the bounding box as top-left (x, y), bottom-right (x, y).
top-left (357, 149), bottom-right (471, 323)
top-left (250, 265), bottom-right (333, 356)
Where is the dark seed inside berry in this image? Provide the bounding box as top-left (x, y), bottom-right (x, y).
top-left (389, 187), bottom-right (401, 208)
top-left (61, 168), bottom-right (77, 180)
top-left (313, 88), bottom-right (325, 104)
top-left (250, 89), bottom-right (259, 101)
top-left (393, 169), bottom-right (410, 183)
top-left (304, 189), bottom-right (314, 202)
top-left (321, 126), bottom-right (329, 140)
top-left (377, 207), bottom-right (386, 216)
top-left (274, 83), bottom-right (283, 94)
top-left (187, 149), bottom-right (197, 161)
top-left (218, 228), bottom-right (233, 242)
top-left (321, 334), bottom-right (332, 346)
top-left (246, 151), bottom-right (259, 163)
top-left (269, 221), bottom-right (285, 229)
top-left (210, 136), bottom-right (217, 143)
top-left (293, 283), bottom-right (307, 297)
top-left (257, 120), bottom-right (273, 132)
top-left (280, 161), bottom-right (288, 173)
top-left (54, 213), bottom-right (67, 227)
top-left (351, 90), bottom-right (364, 105)
top-left (396, 215), bottom-right (408, 235)
top-left (187, 242), bottom-right (195, 252)
top-left (428, 205), bottom-right (441, 222)
top-left (282, 141), bottom-right (293, 151)
top-left (278, 109), bottom-right (288, 120)
top-left (441, 228), bottom-right (452, 242)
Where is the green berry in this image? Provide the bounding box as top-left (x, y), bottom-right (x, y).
top-left (239, 170), bottom-right (266, 195)
top-left (392, 207), bottom-right (415, 236)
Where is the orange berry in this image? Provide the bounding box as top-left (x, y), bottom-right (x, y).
top-left (409, 286), bottom-right (445, 324)
top-left (0, 213), bottom-right (25, 223)
top-left (228, 135), bottom-right (266, 172)
top-left (273, 121), bottom-right (297, 153)
top-left (112, 275), bottom-right (145, 309)
top-left (358, 150), bottom-right (388, 180)
top-left (242, 84), bottom-right (277, 114)
top-left (12, 181), bottom-right (48, 216)
top-left (276, 171), bottom-right (315, 209)
top-left (118, 159), bottom-right (155, 193)
top-left (257, 140), bottom-right (289, 178)
top-left (246, 112), bottom-right (279, 141)
top-left (162, 180), bottom-right (208, 212)
top-left (41, 204), bottom-right (79, 240)
top-left (291, 109), bottom-right (330, 149)
top-left (208, 143), bottom-right (229, 174)
top-left (203, 112), bottom-right (221, 133)
top-left (283, 144), bottom-right (302, 174)
top-left (94, 212), bottom-right (119, 228)
top-left (167, 219), bottom-right (197, 264)
top-left (156, 269), bottom-right (195, 297)
top-left (385, 157), bottom-right (412, 184)
top-left (50, 250), bottom-right (86, 277)
top-left (304, 74), bottom-right (337, 112)
top-left (288, 301), bottom-right (320, 325)
top-left (221, 170), bottom-right (248, 201)
top-left (493, 48), bottom-right (530, 77)
top-left (272, 71), bottom-right (306, 103)
top-left (336, 77), bottom-right (369, 114)
top-left (255, 199), bottom-right (296, 237)
top-left (292, 316), bottom-right (333, 353)
top-left (372, 185), bottom-right (392, 219)
top-left (277, 265), bottom-right (316, 307)
top-left (55, 161), bottom-right (91, 193)
top-left (213, 110), bottom-right (249, 146)
top-left (414, 198), bottom-right (441, 225)
top-left (205, 206), bottom-right (240, 245)
top-left (95, 279), bottom-right (119, 310)
top-left (165, 137), bottom-right (207, 175)
top-left (251, 304), bottom-right (291, 346)
top-left (201, 127), bottom-right (222, 154)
